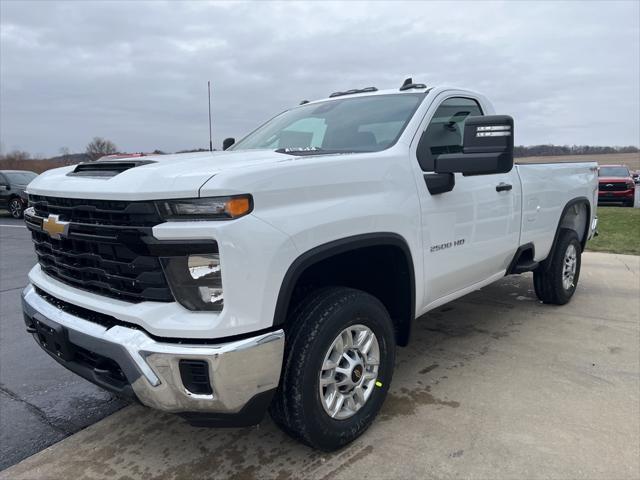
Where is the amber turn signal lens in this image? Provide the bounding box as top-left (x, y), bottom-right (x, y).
top-left (224, 196), bottom-right (251, 218)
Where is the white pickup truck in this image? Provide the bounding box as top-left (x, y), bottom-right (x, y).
top-left (22, 81), bottom-right (598, 450)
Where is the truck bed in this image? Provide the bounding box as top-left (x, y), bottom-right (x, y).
top-left (515, 162), bottom-right (598, 261)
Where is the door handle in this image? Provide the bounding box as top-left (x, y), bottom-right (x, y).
top-left (496, 182), bottom-right (512, 192)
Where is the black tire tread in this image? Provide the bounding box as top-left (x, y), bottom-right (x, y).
top-left (533, 228), bottom-right (581, 305)
top-left (270, 286), bottom-right (394, 450)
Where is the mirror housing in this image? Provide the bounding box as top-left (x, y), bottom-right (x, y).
top-left (434, 115), bottom-right (514, 176)
top-left (222, 137), bottom-right (235, 151)
top-left (0, 184), bottom-right (9, 191)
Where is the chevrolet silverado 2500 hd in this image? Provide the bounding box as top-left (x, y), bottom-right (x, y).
top-left (22, 82), bottom-right (598, 450)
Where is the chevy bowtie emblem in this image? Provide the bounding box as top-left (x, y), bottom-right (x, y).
top-left (42, 214), bottom-right (70, 239)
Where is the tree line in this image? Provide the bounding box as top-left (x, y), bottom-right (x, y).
top-left (514, 144), bottom-right (638, 157)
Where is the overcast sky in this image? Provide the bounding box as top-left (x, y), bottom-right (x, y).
top-left (1, 0), bottom-right (639, 157)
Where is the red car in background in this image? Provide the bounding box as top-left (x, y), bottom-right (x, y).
top-left (598, 165), bottom-right (636, 207)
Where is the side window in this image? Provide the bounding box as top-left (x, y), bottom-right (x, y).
top-left (416, 97), bottom-right (483, 171)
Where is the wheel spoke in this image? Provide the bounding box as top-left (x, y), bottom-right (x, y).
top-left (361, 332), bottom-right (374, 354)
top-left (335, 376), bottom-right (350, 387)
top-left (362, 370), bottom-right (377, 381)
top-left (331, 395), bottom-right (345, 418)
top-left (323, 358), bottom-right (337, 371)
top-left (342, 329), bottom-right (353, 349)
top-left (366, 356), bottom-right (379, 366)
top-left (320, 375), bottom-right (334, 387)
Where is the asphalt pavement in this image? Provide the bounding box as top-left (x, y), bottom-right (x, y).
top-left (0, 216), bottom-right (127, 470)
top-left (1, 248), bottom-right (638, 479)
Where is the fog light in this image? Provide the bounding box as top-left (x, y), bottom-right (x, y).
top-left (161, 253), bottom-right (223, 311)
top-left (188, 254), bottom-right (221, 280)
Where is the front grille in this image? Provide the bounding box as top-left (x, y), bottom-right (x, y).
top-left (29, 195), bottom-right (163, 226)
top-left (599, 182), bottom-right (629, 192)
top-left (27, 196), bottom-right (173, 303)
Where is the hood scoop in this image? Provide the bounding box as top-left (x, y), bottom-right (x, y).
top-left (67, 160), bottom-right (156, 178)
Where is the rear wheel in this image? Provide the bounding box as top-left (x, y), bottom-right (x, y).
top-left (533, 228), bottom-right (582, 305)
top-left (270, 287), bottom-right (395, 451)
top-left (8, 198), bottom-right (24, 219)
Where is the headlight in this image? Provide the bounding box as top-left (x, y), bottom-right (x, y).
top-left (161, 253), bottom-right (223, 311)
top-left (156, 195), bottom-right (252, 220)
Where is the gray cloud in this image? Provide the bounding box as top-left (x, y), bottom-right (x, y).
top-left (1, 0), bottom-right (638, 156)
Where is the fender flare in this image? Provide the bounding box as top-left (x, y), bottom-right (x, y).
top-left (273, 233), bottom-right (416, 343)
top-left (543, 196), bottom-right (591, 267)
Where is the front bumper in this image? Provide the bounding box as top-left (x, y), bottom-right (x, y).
top-left (598, 189), bottom-right (635, 203)
top-left (22, 284), bottom-right (284, 425)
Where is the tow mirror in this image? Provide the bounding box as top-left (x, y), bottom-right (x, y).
top-left (222, 137), bottom-right (235, 150)
top-left (434, 115), bottom-right (514, 176)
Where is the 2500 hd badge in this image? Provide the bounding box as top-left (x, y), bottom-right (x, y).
top-left (431, 238), bottom-right (465, 253)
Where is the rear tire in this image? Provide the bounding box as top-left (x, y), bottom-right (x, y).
top-left (270, 287), bottom-right (395, 451)
top-left (533, 228), bottom-right (582, 305)
top-left (8, 198), bottom-right (24, 219)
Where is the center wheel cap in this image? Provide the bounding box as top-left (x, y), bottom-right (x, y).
top-left (351, 365), bottom-right (363, 383)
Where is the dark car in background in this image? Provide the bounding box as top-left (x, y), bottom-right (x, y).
top-left (0, 170), bottom-right (38, 218)
top-left (598, 165), bottom-right (635, 207)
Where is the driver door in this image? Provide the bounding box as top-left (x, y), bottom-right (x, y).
top-left (414, 95), bottom-right (521, 306)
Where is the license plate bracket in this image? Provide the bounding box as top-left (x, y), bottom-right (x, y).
top-left (32, 314), bottom-right (73, 361)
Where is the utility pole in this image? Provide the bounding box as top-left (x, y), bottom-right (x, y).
top-left (208, 81), bottom-right (213, 152)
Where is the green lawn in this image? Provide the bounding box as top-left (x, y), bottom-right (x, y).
top-left (587, 206), bottom-right (640, 255)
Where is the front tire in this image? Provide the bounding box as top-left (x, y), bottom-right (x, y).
top-left (8, 198), bottom-right (24, 219)
top-left (533, 228), bottom-right (582, 305)
top-left (270, 287), bottom-right (395, 451)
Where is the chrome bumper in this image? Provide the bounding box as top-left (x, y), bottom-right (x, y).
top-left (22, 284), bottom-right (284, 415)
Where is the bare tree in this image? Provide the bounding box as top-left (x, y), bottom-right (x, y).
top-left (85, 137), bottom-right (117, 161)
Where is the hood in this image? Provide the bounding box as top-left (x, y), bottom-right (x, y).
top-left (598, 176), bottom-right (633, 183)
top-left (26, 150), bottom-right (289, 200)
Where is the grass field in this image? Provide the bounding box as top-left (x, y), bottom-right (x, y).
top-left (518, 152), bottom-right (640, 171)
top-left (587, 206), bottom-right (640, 255)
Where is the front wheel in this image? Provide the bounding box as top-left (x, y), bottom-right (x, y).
top-left (8, 198), bottom-right (24, 219)
top-left (270, 287), bottom-right (395, 451)
top-left (533, 228), bottom-right (582, 305)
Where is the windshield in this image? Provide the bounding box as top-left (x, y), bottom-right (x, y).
top-left (599, 167), bottom-right (630, 177)
top-left (3, 172), bottom-right (37, 184)
top-left (231, 93), bottom-right (425, 154)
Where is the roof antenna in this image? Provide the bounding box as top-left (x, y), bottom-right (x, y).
top-left (402, 77), bottom-right (412, 87)
top-left (207, 81), bottom-right (213, 152)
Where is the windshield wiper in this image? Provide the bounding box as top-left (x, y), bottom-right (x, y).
top-left (274, 147), bottom-right (355, 156)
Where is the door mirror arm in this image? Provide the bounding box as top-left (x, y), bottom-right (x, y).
top-left (424, 173), bottom-right (455, 195)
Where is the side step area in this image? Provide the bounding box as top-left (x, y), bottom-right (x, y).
top-left (511, 259), bottom-right (539, 274)
top-left (506, 243), bottom-right (539, 275)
